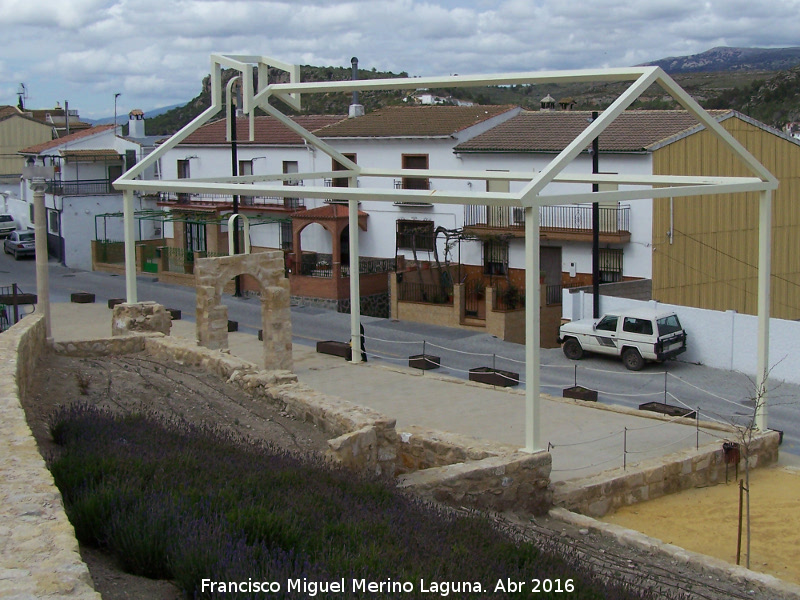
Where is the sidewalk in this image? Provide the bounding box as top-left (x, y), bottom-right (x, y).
top-left (48, 302), bottom-right (721, 482)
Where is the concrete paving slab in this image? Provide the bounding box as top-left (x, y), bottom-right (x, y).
top-left (44, 302), bottom-right (727, 482)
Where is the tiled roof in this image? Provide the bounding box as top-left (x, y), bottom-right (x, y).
top-left (454, 110), bottom-right (733, 153)
top-left (179, 115), bottom-right (347, 145)
top-left (0, 105), bottom-right (22, 120)
top-left (61, 149), bottom-right (122, 161)
top-left (19, 124), bottom-right (116, 154)
top-left (317, 105), bottom-right (519, 138)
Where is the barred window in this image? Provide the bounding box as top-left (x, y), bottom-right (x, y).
top-left (483, 239), bottom-right (508, 275)
top-left (599, 248), bottom-right (623, 283)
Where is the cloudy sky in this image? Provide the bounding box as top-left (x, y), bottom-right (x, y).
top-left (1, 0), bottom-right (799, 119)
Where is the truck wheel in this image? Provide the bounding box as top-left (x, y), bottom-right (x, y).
top-left (622, 348), bottom-right (644, 371)
top-left (562, 338), bottom-right (584, 360)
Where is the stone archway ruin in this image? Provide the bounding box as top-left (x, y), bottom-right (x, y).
top-left (194, 250), bottom-right (292, 371)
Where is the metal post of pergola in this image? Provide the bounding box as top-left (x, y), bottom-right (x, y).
top-left (114, 54), bottom-right (778, 447)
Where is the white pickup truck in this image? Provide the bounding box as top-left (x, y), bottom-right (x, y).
top-left (558, 309), bottom-right (687, 371)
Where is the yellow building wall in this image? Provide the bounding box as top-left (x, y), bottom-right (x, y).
top-left (0, 116), bottom-right (53, 177)
top-left (652, 116), bottom-right (800, 319)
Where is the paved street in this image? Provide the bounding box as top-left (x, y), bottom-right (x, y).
top-left (3, 253), bottom-right (798, 458)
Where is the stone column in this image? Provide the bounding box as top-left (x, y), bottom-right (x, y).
top-left (32, 179), bottom-right (51, 340)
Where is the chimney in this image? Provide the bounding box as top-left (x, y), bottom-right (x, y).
top-left (348, 56), bottom-right (365, 118)
top-left (128, 109), bottom-right (145, 137)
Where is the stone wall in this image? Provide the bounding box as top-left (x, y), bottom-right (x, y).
top-left (0, 313), bottom-right (102, 599)
top-left (553, 430), bottom-right (781, 518)
top-left (140, 336), bottom-right (553, 511)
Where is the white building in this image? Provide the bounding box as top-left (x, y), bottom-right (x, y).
top-left (19, 112), bottom-right (161, 270)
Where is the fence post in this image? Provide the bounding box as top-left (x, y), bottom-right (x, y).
top-left (12, 283), bottom-right (19, 324)
top-left (623, 427), bottom-right (627, 471)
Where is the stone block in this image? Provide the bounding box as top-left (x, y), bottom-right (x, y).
top-left (111, 302), bottom-right (171, 336)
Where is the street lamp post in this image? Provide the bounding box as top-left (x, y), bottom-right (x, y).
top-left (114, 93), bottom-right (121, 133)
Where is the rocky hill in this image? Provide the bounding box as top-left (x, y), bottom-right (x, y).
top-left (141, 47), bottom-right (800, 135)
top-left (642, 46), bottom-right (800, 73)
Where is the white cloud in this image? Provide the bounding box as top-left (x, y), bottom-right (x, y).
top-left (1, 0), bottom-right (799, 118)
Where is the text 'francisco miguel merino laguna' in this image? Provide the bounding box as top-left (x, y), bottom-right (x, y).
top-left (201, 577), bottom-right (576, 596)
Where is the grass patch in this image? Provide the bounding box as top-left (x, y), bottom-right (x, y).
top-left (48, 404), bottom-right (673, 599)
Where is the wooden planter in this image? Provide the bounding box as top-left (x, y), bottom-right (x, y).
top-left (409, 354), bottom-right (440, 370)
top-left (469, 367), bottom-right (519, 387)
top-left (107, 298), bottom-right (125, 309)
top-left (563, 385), bottom-right (598, 402)
top-left (258, 329), bottom-right (263, 341)
top-left (70, 292), bottom-right (95, 304)
top-left (227, 320), bottom-right (238, 332)
top-left (639, 401), bottom-right (696, 419)
top-left (316, 340), bottom-right (352, 360)
top-left (167, 308), bottom-right (181, 320)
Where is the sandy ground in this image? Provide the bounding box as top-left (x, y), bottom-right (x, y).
top-left (604, 464), bottom-right (800, 586)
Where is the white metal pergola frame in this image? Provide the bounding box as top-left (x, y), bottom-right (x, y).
top-left (114, 54), bottom-right (778, 448)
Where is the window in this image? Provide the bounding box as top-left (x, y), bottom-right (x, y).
top-left (396, 220), bottom-right (434, 251)
top-left (238, 160), bottom-right (253, 177)
top-left (107, 164), bottom-right (123, 183)
top-left (332, 154), bottom-right (356, 188)
top-left (125, 150), bottom-right (137, 171)
top-left (48, 210), bottom-right (59, 235)
top-left (177, 160), bottom-right (190, 203)
top-left (280, 221), bottom-right (292, 250)
top-left (283, 160), bottom-right (301, 208)
top-left (483, 239), bottom-right (508, 275)
top-left (401, 154), bottom-right (429, 190)
top-left (177, 160), bottom-right (190, 179)
top-left (599, 248), bottom-right (623, 283)
top-left (185, 222), bottom-right (206, 254)
top-left (657, 315), bottom-right (683, 336)
top-left (596, 315), bottom-right (618, 332)
top-left (623, 317), bottom-right (653, 335)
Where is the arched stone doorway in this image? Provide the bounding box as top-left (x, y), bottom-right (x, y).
top-left (194, 250), bottom-right (292, 371)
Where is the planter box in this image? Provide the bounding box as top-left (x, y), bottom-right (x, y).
top-left (639, 401), bottom-right (696, 419)
top-left (258, 329), bottom-right (263, 341)
top-left (563, 385), bottom-right (598, 402)
top-left (409, 354), bottom-right (440, 370)
top-left (469, 367), bottom-right (519, 387)
top-left (316, 340), bottom-right (352, 360)
top-left (227, 320), bottom-right (238, 332)
top-left (107, 298), bottom-right (125, 309)
top-left (167, 308), bottom-right (181, 320)
top-left (0, 292), bottom-right (37, 305)
top-left (71, 292), bottom-right (95, 304)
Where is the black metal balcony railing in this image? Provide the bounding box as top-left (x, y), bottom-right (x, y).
top-left (464, 204), bottom-right (630, 233)
top-left (47, 179), bottom-right (115, 196)
top-left (299, 253), bottom-right (396, 278)
top-left (160, 192), bottom-right (304, 210)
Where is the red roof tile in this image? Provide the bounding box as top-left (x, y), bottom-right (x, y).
top-left (179, 115), bottom-right (347, 146)
top-left (317, 105), bottom-right (519, 138)
top-left (454, 110), bottom-right (733, 153)
top-left (19, 124), bottom-right (116, 154)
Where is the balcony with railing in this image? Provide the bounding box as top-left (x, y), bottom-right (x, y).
top-left (46, 179), bottom-right (116, 196)
top-left (157, 192), bottom-right (304, 211)
top-left (463, 204), bottom-right (631, 243)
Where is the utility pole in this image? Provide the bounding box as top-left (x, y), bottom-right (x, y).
top-left (230, 80), bottom-right (242, 296)
top-left (591, 110), bottom-right (600, 319)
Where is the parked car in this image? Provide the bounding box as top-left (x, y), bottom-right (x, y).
top-left (3, 230), bottom-right (35, 260)
top-left (558, 309), bottom-right (687, 371)
top-left (0, 214), bottom-right (17, 238)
